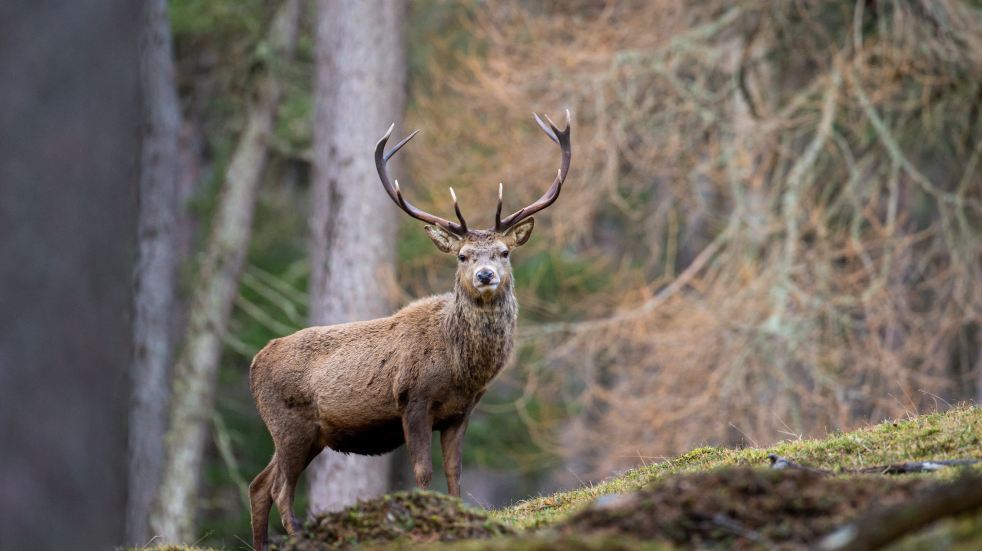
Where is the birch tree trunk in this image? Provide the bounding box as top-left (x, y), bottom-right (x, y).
top-left (150, 0), bottom-right (300, 543)
top-left (308, 0), bottom-right (408, 513)
top-left (127, 0), bottom-right (183, 543)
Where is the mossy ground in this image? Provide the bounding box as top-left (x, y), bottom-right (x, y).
top-left (143, 405), bottom-right (982, 550)
top-left (560, 468), bottom-right (936, 549)
top-left (270, 491), bottom-right (513, 550)
top-left (496, 405), bottom-right (982, 529)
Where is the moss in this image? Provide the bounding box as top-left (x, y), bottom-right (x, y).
top-left (495, 405), bottom-right (982, 529)
top-left (894, 510), bottom-right (982, 551)
top-left (270, 490), bottom-right (513, 550)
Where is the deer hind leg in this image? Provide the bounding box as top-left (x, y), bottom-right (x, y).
top-left (271, 426), bottom-right (321, 536)
top-left (249, 456), bottom-right (277, 551)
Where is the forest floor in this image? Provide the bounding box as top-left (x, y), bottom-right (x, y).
top-left (149, 405), bottom-right (982, 550)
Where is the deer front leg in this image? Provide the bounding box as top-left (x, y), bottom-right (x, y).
top-left (441, 393), bottom-right (481, 498)
top-left (440, 416), bottom-right (469, 497)
top-left (401, 399), bottom-right (433, 489)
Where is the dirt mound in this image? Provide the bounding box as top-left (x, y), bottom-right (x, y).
top-left (562, 467), bottom-right (936, 550)
top-left (271, 490), bottom-right (514, 550)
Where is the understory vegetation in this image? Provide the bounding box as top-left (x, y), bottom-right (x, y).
top-left (144, 405), bottom-right (982, 550)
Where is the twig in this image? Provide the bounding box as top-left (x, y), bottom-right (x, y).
top-left (611, 5), bottom-right (745, 66)
top-left (767, 454), bottom-right (978, 475)
top-left (240, 270), bottom-right (306, 326)
top-left (248, 263), bottom-right (309, 304)
top-left (212, 412), bottom-right (251, 512)
top-left (767, 65), bottom-right (842, 332)
top-left (520, 224), bottom-right (730, 339)
top-left (857, 459), bottom-right (979, 475)
top-left (234, 293), bottom-right (298, 336)
top-left (850, 71), bottom-right (960, 206)
top-left (223, 332), bottom-right (259, 358)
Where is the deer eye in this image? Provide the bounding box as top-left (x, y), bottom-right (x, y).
top-left (501, 250), bottom-right (509, 259)
top-left (457, 254), bottom-right (467, 262)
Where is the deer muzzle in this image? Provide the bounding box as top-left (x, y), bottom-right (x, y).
top-left (474, 267), bottom-right (499, 292)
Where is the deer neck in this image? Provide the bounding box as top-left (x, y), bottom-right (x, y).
top-left (442, 279), bottom-right (518, 388)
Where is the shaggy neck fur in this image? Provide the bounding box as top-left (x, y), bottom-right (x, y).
top-left (441, 278), bottom-right (518, 389)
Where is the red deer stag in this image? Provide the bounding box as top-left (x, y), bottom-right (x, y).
top-left (248, 111), bottom-right (571, 550)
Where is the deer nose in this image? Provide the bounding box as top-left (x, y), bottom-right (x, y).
top-left (476, 268), bottom-right (496, 285)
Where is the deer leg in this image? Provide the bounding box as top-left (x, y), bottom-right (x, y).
top-left (249, 456), bottom-right (277, 551)
top-left (272, 428), bottom-right (320, 536)
top-left (440, 417), bottom-right (469, 497)
top-left (401, 400), bottom-right (433, 489)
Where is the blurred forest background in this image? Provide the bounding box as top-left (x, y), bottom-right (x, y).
top-left (1, 0), bottom-right (981, 549)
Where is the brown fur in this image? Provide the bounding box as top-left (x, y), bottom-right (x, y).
top-left (248, 223), bottom-right (532, 551)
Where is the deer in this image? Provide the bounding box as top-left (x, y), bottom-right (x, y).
top-left (248, 111), bottom-right (571, 551)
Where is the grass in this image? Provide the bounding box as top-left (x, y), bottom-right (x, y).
top-left (494, 405), bottom-right (982, 530)
top-left (143, 405), bottom-right (982, 550)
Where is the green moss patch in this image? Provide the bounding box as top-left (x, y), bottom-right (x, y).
top-left (271, 490), bottom-right (513, 550)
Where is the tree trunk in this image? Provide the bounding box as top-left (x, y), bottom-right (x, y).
top-left (127, 0), bottom-right (183, 544)
top-left (150, 0), bottom-right (300, 543)
top-left (0, 1), bottom-right (140, 548)
top-left (307, 0), bottom-right (408, 513)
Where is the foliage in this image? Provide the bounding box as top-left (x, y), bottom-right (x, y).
top-left (408, 0), bottom-right (982, 479)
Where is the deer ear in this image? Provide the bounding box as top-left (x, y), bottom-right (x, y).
top-left (424, 225), bottom-right (460, 253)
top-left (504, 217), bottom-right (534, 247)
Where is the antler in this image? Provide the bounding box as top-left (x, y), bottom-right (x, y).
top-left (375, 124), bottom-right (468, 236)
top-left (495, 109), bottom-right (572, 232)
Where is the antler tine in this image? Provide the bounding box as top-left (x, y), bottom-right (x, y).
top-left (375, 124), bottom-right (467, 236)
top-left (533, 113), bottom-right (559, 144)
top-left (383, 128), bottom-right (421, 162)
top-left (494, 183), bottom-right (503, 230)
top-left (449, 187), bottom-right (468, 232)
top-left (495, 110), bottom-right (571, 232)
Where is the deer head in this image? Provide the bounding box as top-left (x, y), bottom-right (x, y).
top-left (375, 111), bottom-right (572, 302)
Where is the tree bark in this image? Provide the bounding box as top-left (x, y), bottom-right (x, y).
top-left (307, 0), bottom-right (408, 513)
top-left (149, 0), bottom-right (300, 543)
top-left (127, 0), bottom-right (183, 544)
top-left (0, 1), bottom-right (140, 548)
